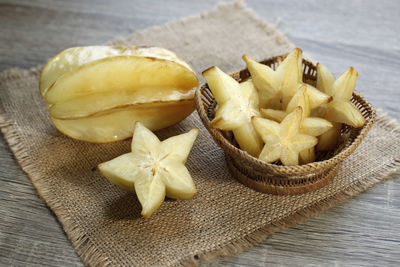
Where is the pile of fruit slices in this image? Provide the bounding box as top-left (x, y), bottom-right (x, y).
top-left (203, 48), bottom-right (365, 166)
top-left (40, 46), bottom-right (199, 143)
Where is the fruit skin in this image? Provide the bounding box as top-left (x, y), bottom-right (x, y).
top-left (48, 86), bottom-right (195, 120)
top-left (98, 122), bottom-right (199, 218)
top-left (51, 100), bottom-right (195, 143)
top-left (40, 46), bottom-right (195, 97)
top-left (40, 46), bottom-right (199, 143)
top-left (43, 55), bottom-right (198, 106)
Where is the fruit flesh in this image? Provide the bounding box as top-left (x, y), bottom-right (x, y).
top-left (202, 66), bottom-right (240, 104)
top-left (317, 122), bottom-right (342, 151)
top-left (202, 67), bottom-right (263, 157)
top-left (98, 123), bottom-right (199, 218)
top-left (260, 86), bottom-right (332, 137)
top-left (317, 63), bottom-right (364, 128)
top-left (242, 48), bottom-right (303, 109)
top-left (253, 107), bottom-right (318, 166)
top-left (316, 63), bottom-right (365, 151)
top-left (260, 86), bottom-right (332, 164)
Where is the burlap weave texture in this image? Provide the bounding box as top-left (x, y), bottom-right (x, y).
top-left (1, 1), bottom-right (400, 266)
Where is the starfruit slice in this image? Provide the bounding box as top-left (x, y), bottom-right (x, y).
top-left (242, 48), bottom-right (303, 109)
top-left (243, 48), bottom-right (331, 110)
top-left (98, 122), bottom-right (199, 218)
top-left (202, 67), bottom-right (263, 157)
top-left (317, 63), bottom-right (365, 127)
top-left (260, 86), bottom-right (332, 164)
top-left (243, 48), bottom-right (302, 108)
top-left (316, 122), bottom-right (342, 152)
top-left (261, 86), bottom-right (332, 136)
top-left (252, 107), bottom-right (318, 166)
top-left (316, 63), bottom-right (365, 150)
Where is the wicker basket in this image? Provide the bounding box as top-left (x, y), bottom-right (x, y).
top-left (195, 55), bottom-right (376, 195)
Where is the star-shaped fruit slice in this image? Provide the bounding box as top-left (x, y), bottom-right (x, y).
top-left (316, 63), bottom-right (365, 150)
top-left (317, 63), bottom-right (365, 127)
top-left (242, 48), bottom-right (302, 109)
top-left (202, 67), bottom-right (263, 157)
top-left (243, 48), bottom-right (331, 110)
top-left (98, 122), bottom-right (199, 218)
top-left (260, 86), bottom-right (332, 163)
top-left (252, 107), bottom-right (318, 166)
top-left (261, 86), bottom-right (333, 136)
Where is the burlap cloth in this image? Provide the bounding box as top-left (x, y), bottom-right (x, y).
top-left (1, 1), bottom-right (400, 266)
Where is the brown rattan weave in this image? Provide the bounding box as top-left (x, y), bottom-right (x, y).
top-left (195, 55), bottom-right (376, 195)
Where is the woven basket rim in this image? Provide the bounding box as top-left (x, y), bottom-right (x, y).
top-left (195, 56), bottom-right (376, 176)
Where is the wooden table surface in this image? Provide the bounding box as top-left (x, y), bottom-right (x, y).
top-left (1, 0), bottom-right (399, 266)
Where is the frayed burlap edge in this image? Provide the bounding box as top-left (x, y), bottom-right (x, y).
top-left (177, 110), bottom-right (400, 267)
top-left (107, 0), bottom-right (292, 49)
top-left (0, 2), bottom-right (295, 264)
top-left (0, 69), bottom-right (112, 266)
top-left (1, 66), bottom-right (400, 267)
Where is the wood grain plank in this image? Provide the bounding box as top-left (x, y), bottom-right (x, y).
top-left (0, 134), bottom-right (83, 267)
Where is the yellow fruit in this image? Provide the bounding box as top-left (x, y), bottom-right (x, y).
top-left (252, 107), bottom-right (318, 166)
top-left (316, 63), bottom-right (365, 151)
top-left (202, 67), bottom-right (263, 157)
top-left (40, 46), bottom-right (195, 97)
top-left (40, 46), bottom-right (198, 143)
top-left (260, 86), bottom-right (332, 137)
top-left (317, 64), bottom-right (364, 127)
top-left (50, 101), bottom-right (194, 143)
top-left (260, 86), bottom-right (332, 164)
top-left (242, 48), bottom-right (303, 109)
top-left (98, 122), bottom-right (199, 218)
top-left (317, 122), bottom-right (342, 151)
